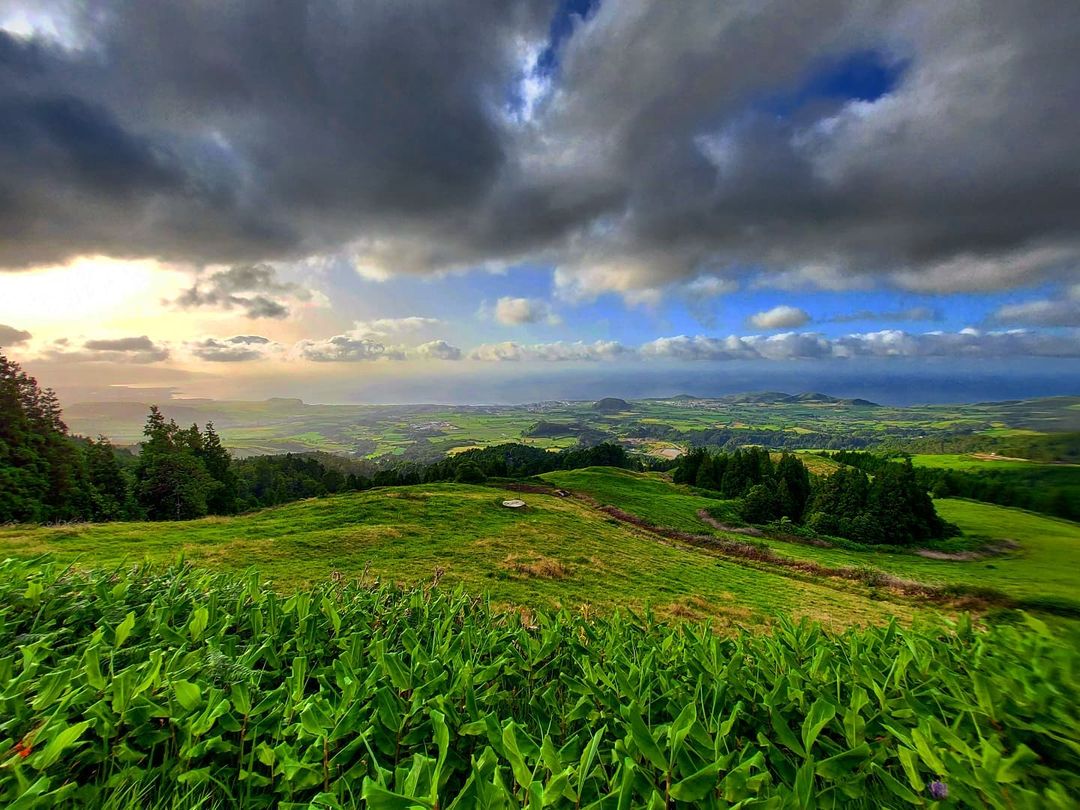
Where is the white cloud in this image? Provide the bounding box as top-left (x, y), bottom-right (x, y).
top-left (890, 246), bottom-right (1077, 294)
top-left (0, 324), bottom-right (32, 346)
top-left (468, 339), bottom-right (632, 362)
top-left (414, 339), bottom-right (463, 361)
top-left (749, 305), bottom-right (811, 330)
top-left (294, 335), bottom-right (387, 362)
top-left (991, 285), bottom-right (1080, 327)
top-left (352, 316), bottom-right (442, 337)
top-left (43, 335), bottom-right (170, 364)
top-left (492, 297), bottom-right (561, 326)
top-left (294, 330), bottom-right (461, 362)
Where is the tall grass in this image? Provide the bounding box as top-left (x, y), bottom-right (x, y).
top-left (1, 558), bottom-right (1076, 808)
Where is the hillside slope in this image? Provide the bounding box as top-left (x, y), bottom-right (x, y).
top-left (541, 468), bottom-right (1080, 609)
top-left (0, 483), bottom-right (913, 628)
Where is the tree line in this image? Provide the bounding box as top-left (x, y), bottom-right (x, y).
top-left (818, 450), bottom-right (1080, 522)
top-left (673, 447), bottom-right (951, 545)
top-left (1, 351), bottom-right (640, 523)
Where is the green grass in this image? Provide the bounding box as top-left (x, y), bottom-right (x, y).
top-left (909, 453), bottom-right (1054, 470)
top-left (0, 483), bottom-right (910, 629)
top-left (542, 468), bottom-right (742, 533)
top-left (538, 468), bottom-right (1080, 609)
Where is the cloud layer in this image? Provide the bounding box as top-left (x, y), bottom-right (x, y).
top-left (0, 1), bottom-right (1076, 302)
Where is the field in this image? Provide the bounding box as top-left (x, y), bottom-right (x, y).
top-left (0, 483), bottom-right (916, 630)
top-left (539, 468), bottom-right (1080, 611)
top-left (3, 560), bottom-right (1076, 808)
top-left (61, 393), bottom-right (1080, 461)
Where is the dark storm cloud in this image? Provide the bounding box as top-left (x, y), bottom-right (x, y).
top-left (1, 1), bottom-right (1078, 298)
top-left (170, 264), bottom-right (308, 319)
top-left (0, 1), bottom-right (548, 269)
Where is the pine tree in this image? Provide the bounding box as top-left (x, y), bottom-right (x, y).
top-left (85, 436), bottom-right (133, 520)
top-left (135, 407), bottom-right (215, 521)
top-left (0, 351), bottom-right (92, 522)
top-left (198, 423), bottom-right (237, 514)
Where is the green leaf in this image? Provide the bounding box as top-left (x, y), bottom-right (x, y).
top-left (669, 702), bottom-right (696, 760)
top-left (360, 779), bottom-right (432, 810)
top-left (898, 747), bottom-right (925, 793)
top-left (34, 720), bottom-right (91, 770)
top-left (801, 698), bottom-right (836, 754)
top-left (114, 611), bottom-right (136, 648)
top-left (911, 727), bottom-right (945, 775)
top-left (627, 704), bottom-right (668, 771)
top-left (502, 722), bottom-right (534, 790)
top-left (577, 724), bottom-right (606, 796)
top-left (188, 607), bottom-right (209, 642)
top-left (795, 760), bottom-right (816, 809)
top-left (815, 744), bottom-right (871, 780)
top-left (669, 760), bottom-right (723, 802)
top-left (173, 679), bottom-right (202, 711)
top-left (6, 777), bottom-right (52, 810)
top-left (872, 764), bottom-right (923, 805)
top-left (770, 709), bottom-right (806, 758)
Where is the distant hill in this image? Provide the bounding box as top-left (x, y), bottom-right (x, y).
top-left (720, 391), bottom-right (881, 407)
top-left (594, 397), bottom-right (631, 412)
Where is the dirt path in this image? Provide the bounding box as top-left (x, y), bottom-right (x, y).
top-left (695, 510), bottom-right (764, 536)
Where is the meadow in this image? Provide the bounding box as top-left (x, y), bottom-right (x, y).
top-left (0, 482), bottom-right (915, 629)
top-left (540, 468), bottom-right (1080, 613)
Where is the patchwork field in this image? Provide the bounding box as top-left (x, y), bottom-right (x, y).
top-left (62, 393), bottom-right (1080, 461)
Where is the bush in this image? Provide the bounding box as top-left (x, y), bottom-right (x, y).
top-left (453, 462), bottom-right (487, 484)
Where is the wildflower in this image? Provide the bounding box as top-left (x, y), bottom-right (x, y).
top-left (929, 781), bottom-right (948, 800)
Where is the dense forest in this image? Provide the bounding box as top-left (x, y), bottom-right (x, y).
top-left (673, 447), bottom-right (950, 545)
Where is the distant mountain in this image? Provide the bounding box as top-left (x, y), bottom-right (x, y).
top-left (720, 391), bottom-right (793, 404)
top-left (712, 391), bottom-right (881, 407)
top-left (594, 397), bottom-right (631, 412)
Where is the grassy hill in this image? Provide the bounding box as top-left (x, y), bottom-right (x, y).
top-left (3, 467), bottom-right (1077, 630)
top-left (540, 468), bottom-right (1080, 611)
top-left (0, 482), bottom-right (913, 629)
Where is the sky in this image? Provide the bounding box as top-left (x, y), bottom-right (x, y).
top-left (0, 0), bottom-right (1077, 405)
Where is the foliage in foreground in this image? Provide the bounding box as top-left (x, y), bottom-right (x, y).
top-left (1, 560), bottom-right (1077, 809)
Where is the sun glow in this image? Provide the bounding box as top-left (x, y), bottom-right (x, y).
top-left (0, 257), bottom-right (192, 336)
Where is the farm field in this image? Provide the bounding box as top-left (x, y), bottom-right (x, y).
top-left (61, 393), bottom-right (1080, 462)
top-left (0, 484), bottom-right (914, 629)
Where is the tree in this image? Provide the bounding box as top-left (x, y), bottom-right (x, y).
top-left (0, 351), bottom-right (92, 523)
top-left (198, 423), bottom-right (237, 514)
top-left (741, 484), bottom-right (780, 524)
top-left (85, 436), bottom-right (135, 520)
top-left (775, 453), bottom-right (811, 520)
top-left (454, 462), bottom-right (487, 484)
top-left (135, 407), bottom-right (215, 521)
